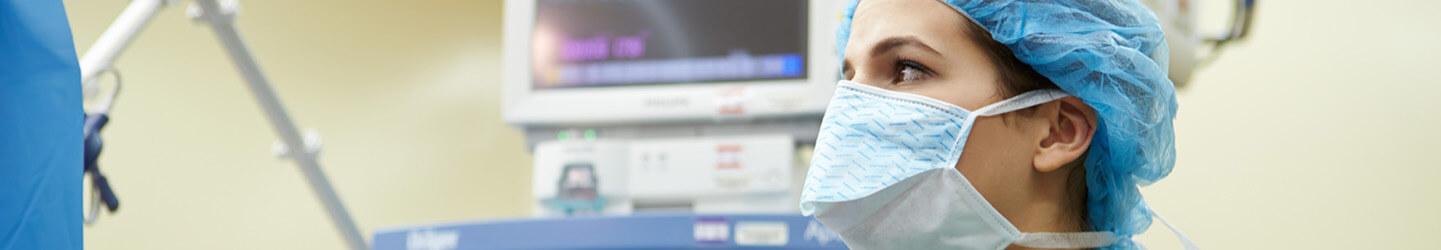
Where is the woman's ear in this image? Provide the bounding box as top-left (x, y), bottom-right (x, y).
top-left (1033, 97), bottom-right (1097, 173)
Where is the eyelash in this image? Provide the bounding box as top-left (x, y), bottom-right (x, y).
top-left (895, 60), bottom-right (932, 83)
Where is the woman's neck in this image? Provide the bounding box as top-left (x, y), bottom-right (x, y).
top-left (1013, 166), bottom-right (1089, 233)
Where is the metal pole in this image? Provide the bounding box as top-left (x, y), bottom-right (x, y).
top-left (79, 0), bottom-right (168, 114)
top-left (79, 0), bottom-right (166, 83)
top-left (189, 1), bottom-right (367, 249)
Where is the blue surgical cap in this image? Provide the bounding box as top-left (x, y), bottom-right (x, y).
top-left (836, 0), bottom-right (1178, 248)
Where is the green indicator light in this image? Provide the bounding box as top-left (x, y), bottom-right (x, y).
top-left (557, 131), bottom-right (571, 141)
top-left (583, 129), bottom-right (597, 141)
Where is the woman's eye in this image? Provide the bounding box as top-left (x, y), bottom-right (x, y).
top-left (896, 60), bottom-right (930, 82)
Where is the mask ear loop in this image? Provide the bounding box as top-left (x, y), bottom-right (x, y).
top-left (972, 89), bottom-right (1070, 117)
top-left (973, 89), bottom-right (1112, 249)
top-left (1153, 209), bottom-right (1201, 250)
top-left (1013, 231), bottom-right (1118, 249)
top-left (956, 88), bottom-right (1069, 151)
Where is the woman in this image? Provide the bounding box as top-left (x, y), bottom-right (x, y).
top-left (800, 0), bottom-right (1188, 249)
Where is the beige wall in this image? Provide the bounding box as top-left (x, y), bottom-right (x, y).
top-left (68, 0), bottom-right (1441, 249)
top-left (1134, 0), bottom-right (1441, 249)
top-left (67, 0), bottom-right (529, 249)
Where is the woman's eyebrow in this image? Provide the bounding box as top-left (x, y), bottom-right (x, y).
top-left (871, 36), bottom-right (942, 58)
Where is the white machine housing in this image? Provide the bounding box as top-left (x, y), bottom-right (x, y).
top-left (504, 0), bottom-right (842, 216)
top-left (531, 135), bottom-right (799, 216)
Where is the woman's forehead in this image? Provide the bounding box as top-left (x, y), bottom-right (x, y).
top-left (849, 0), bottom-right (970, 56)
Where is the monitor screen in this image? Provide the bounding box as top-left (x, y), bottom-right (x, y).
top-left (531, 0), bottom-right (809, 90)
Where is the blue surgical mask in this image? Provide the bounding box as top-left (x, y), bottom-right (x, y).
top-left (800, 80), bottom-right (1117, 249)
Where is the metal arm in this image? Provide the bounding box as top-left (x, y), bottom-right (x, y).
top-left (79, 0), bottom-right (164, 84)
top-left (77, 1), bottom-right (367, 249)
top-left (1198, 0), bottom-right (1258, 66)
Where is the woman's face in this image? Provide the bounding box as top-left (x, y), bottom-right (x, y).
top-left (842, 0), bottom-right (1055, 224)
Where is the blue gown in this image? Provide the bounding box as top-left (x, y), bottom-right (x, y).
top-left (0, 0), bottom-right (84, 249)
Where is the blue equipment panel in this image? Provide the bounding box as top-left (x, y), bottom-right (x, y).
top-left (373, 213), bottom-right (848, 249)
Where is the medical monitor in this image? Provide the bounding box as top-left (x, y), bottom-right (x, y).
top-left (502, 0), bottom-right (841, 128)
